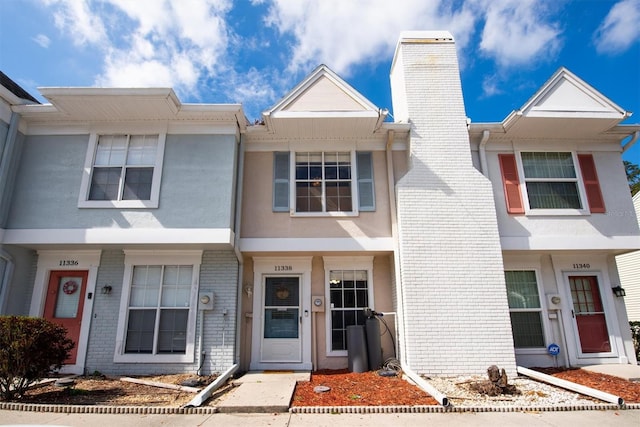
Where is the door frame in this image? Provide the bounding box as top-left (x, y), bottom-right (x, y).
top-left (30, 250), bottom-right (101, 375)
top-left (551, 255), bottom-right (627, 365)
top-left (250, 257), bottom-right (312, 371)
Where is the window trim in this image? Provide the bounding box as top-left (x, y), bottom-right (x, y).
top-left (323, 256), bottom-right (374, 357)
top-left (515, 151), bottom-right (590, 216)
top-left (290, 151), bottom-right (360, 217)
top-left (504, 267), bottom-right (550, 353)
top-left (114, 250), bottom-right (201, 363)
top-left (78, 132), bottom-right (166, 209)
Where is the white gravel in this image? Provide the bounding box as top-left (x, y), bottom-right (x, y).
top-left (423, 375), bottom-right (603, 407)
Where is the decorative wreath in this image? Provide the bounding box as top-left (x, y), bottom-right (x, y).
top-left (62, 280), bottom-right (79, 295)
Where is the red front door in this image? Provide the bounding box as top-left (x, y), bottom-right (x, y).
top-left (43, 271), bottom-right (88, 364)
top-left (569, 276), bottom-right (611, 354)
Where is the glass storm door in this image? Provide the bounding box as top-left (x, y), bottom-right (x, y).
top-left (569, 276), bottom-right (611, 354)
top-left (43, 271), bottom-right (88, 364)
top-left (261, 276), bottom-right (301, 363)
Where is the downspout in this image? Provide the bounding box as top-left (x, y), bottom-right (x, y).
top-left (233, 132), bottom-right (246, 367)
top-left (479, 129), bottom-right (490, 177)
top-left (385, 129), bottom-right (449, 406)
top-left (517, 366), bottom-right (623, 405)
top-left (622, 130), bottom-right (639, 153)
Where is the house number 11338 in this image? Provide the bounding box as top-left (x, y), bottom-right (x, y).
top-left (572, 263), bottom-right (590, 269)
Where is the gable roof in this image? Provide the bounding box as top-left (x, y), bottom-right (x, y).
top-left (501, 67), bottom-right (632, 137)
top-left (259, 65), bottom-right (386, 138)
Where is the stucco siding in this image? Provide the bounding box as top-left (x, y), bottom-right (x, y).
top-left (241, 151), bottom-right (392, 238)
top-left (7, 134), bottom-right (237, 230)
top-left (487, 147), bottom-right (640, 243)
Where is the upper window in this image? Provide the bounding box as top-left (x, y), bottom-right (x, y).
top-left (273, 151), bottom-right (375, 215)
top-left (521, 152), bottom-right (581, 209)
top-left (505, 270), bottom-right (545, 348)
top-left (115, 251), bottom-right (201, 363)
top-left (499, 152), bottom-right (604, 215)
top-left (79, 133), bottom-right (166, 208)
top-left (296, 152), bottom-right (352, 213)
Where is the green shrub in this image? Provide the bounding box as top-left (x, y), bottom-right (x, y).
top-left (0, 316), bottom-right (74, 400)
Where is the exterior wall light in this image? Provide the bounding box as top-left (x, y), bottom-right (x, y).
top-left (612, 286), bottom-right (626, 297)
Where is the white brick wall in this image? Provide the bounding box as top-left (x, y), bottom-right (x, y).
top-left (84, 249), bottom-right (238, 376)
top-left (390, 34), bottom-right (517, 376)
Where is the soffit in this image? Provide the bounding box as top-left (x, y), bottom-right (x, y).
top-left (13, 87), bottom-right (246, 128)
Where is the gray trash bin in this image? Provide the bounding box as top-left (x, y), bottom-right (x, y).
top-left (347, 325), bottom-right (369, 372)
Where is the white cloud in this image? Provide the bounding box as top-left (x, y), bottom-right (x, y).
top-left (470, 0), bottom-right (562, 68)
top-left (263, 0), bottom-right (477, 76)
top-left (32, 34), bottom-right (51, 48)
top-left (41, 0), bottom-right (233, 97)
top-left (594, 0), bottom-right (640, 55)
top-left (41, 0), bottom-right (107, 46)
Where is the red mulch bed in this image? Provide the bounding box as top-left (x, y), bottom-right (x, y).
top-left (291, 369), bottom-right (438, 406)
top-left (535, 368), bottom-right (640, 403)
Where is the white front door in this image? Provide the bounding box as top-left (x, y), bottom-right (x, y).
top-left (261, 276), bottom-right (302, 363)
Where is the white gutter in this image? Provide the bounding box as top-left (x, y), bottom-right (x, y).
top-left (183, 363), bottom-right (239, 407)
top-left (622, 130), bottom-right (639, 153)
top-left (385, 129), bottom-right (449, 406)
top-left (479, 129), bottom-right (490, 177)
top-left (517, 366), bottom-right (623, 405)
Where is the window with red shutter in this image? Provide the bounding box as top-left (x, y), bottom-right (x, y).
top-left (578, 154), bottom-right (605, 213)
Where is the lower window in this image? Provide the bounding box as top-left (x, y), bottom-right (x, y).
top-left (125, 265), bottom-right (192, 354)
top-left (329, 269), bottom-right (369, 352)
top-left (115, 251), bottom-right (201, 363)
top-left (505, 270), bottom-right (545, 348)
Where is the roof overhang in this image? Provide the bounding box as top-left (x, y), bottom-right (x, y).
top-left (12, 87), bottom-right (248, 130)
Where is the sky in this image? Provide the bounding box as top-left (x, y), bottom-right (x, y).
top-left (0, 0), bottom-right (639, 165)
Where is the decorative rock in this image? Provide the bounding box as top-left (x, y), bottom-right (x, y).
top-left (314, 385), bottom-right (331, 393)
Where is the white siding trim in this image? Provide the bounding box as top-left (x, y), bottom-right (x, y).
top-left (240, 237), bottom-right (394, 252)
top-left (501, 235), bottom-right (640, 251)
top-left (3, 228), bottom-right (234, 245)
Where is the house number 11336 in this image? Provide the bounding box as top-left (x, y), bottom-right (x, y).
top-left (572, 263), bottom-right (590, 269)
top-left (59, 260), bottom-right (79, 266)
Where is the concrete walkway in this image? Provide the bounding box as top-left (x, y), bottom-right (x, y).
top-left (216, 371), bottom-right (310, 413)
top-left (583, 363), bottom-right (640, 381)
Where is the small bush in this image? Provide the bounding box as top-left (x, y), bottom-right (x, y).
top-left (0, 316), bottom-right (74, 400)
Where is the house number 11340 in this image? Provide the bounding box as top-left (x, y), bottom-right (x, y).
top-left (572, 263), bottom-right (590, 269)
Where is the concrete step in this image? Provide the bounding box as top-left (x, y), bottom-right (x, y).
top-left (216, 371), bottom-right (310, 413)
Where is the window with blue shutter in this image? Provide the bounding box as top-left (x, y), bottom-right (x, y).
top-left (357, 152), bottom-right (375, 211)
top-left (273, 152), bottom-right (290, 211)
